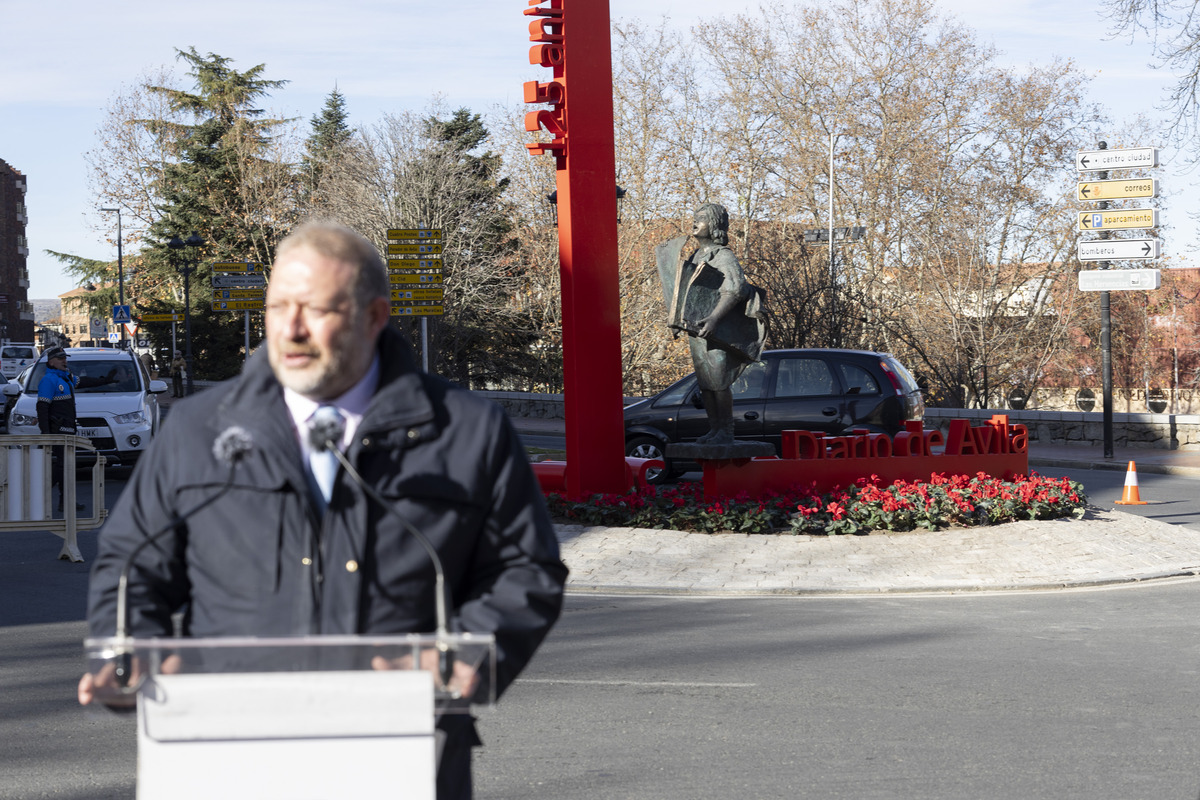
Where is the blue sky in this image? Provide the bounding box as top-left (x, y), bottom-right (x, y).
top-left (0, 0), bottom-right (1184, 301)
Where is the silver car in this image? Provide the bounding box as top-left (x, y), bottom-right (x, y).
top-left (5, 347), bottom-right (169, 469)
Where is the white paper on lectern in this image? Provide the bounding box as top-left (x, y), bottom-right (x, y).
top-left (137, 670), bottom-right (436, 800)
top-left (141, 670), bottom-right (433, 740)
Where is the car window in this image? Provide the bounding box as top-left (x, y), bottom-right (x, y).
top-left (883, 357), bottom-right (920, 393)
top-left (773, 358), bottom-right (837, 398)
top-left (24, 359), bottom-right (142, 394)
top-left (3, 347), bottom-right (35, 359)
top-left (731, 360), bottom-right (768, 400)
top-left (838, 363), bottom-right (880, 395)
top-left (652, 375), bottom-right (697, 407)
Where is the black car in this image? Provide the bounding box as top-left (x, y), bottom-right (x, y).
top-left (624, 348), bottom-right (925, 483)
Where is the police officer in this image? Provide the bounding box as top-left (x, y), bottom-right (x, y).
top-left (37, 347), bottom-right (116, 512)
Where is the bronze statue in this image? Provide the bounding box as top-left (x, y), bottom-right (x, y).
top-left (655, 203), bottom-right (767, 445)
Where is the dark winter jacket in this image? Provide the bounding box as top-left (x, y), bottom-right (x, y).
top-left (87, 328), bottom-right (568, 699)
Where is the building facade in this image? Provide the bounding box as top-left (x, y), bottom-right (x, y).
top-left (0, 158), bottom-right (34, 342)
top-left (60, 286), bottom-right (117, 347)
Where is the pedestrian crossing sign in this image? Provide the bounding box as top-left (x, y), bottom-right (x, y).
top-left (113, 305), bottom-right (132, 324)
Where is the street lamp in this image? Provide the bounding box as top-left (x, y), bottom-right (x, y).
top-left (167, 233), bottom-right (204, 397)
top-left (99, 207), bottom-right (125, 349)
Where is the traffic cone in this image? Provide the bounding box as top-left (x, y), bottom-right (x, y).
top-left (1114, 461), bottom-right (1148, 505)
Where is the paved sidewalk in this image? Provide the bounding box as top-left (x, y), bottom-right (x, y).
top-left (509, 417), bottom-right (1200, 596)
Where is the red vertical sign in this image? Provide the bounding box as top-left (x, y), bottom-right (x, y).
top-left (524, 0), bottom-right (627, 498)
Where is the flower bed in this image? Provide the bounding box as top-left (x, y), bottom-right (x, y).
top-left (546, 472), bottom-right (1087, 535)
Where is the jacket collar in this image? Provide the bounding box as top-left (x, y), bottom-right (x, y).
top-left (215, 327), bottom-right (436, 446)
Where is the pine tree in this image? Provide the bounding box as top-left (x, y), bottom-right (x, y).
top-left (137, 48), bottom-right (293, 380)
top-left (302, 87), bottom-right (354, 204)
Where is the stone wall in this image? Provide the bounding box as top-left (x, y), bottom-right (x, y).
top-left (923, 408), bottom-right (1200, 451)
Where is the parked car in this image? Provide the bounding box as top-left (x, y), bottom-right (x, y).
top-left (624, 348), bottom-right (925, 483)
top-left (1, 342), bottom-right (39, 380)
top-left (4, 347), bottom-right (169, 469)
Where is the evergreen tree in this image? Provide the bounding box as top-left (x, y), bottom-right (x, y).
top-left (302, 87), bottom-right (354, 204)
top-left (136, 48), bottom-right (293, 380)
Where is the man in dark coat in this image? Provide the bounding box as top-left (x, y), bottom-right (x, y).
top-left (79, 221), bottom-right (568, 799)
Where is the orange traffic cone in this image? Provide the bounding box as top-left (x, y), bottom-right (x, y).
top-left (1114, 461), bottom-right (1148, 505)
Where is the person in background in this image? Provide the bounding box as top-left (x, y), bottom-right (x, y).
top-left (37, 347), bottom-right (116, 512)
top-left (169, 350), bottom-right (185, 397)
top-left (80, 220), bottom-right (568, 799)
top-left (138, 350), bottom-right (154, 379)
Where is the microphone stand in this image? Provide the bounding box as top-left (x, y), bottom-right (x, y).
top-left (111, 435), bottom-right (251, 689)
top-left (326, 448), bottom-right (457, 693)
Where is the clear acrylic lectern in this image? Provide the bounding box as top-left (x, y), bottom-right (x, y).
top-left (84, 633), bottom-right (496, 800)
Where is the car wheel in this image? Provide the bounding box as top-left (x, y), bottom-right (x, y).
top-left (626, 436), bottom-right (673, 485)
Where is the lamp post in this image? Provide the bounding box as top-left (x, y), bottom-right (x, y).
top-left (99, 207), bottom-right (125, 349)
top-left (167, 233), bottom-right (204, 397)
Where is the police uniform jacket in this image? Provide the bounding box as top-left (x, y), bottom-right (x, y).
top-left (87, 328), bottom-right (568, 700)
top-left (37, 366), bottom-right (78, 435)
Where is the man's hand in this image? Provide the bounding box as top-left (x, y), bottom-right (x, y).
top-left (78, 654), bottom-right (181, 708)
top-left (371, 648), bottom-right (479, 701)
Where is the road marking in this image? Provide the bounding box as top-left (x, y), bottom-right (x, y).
top-left (518, 679), bottom-right (756, 688)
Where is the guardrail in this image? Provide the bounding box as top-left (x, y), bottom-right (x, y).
top-left (0, 435), bottom-right (107, 562)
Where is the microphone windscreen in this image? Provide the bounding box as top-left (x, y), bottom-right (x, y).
top-left (212, 425), bottom-right (255, 465)
top-left (307, 406), bottom-right (346, 453)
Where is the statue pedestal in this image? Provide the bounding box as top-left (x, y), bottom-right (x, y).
top-left (667, 441), bottom-right (774, 461)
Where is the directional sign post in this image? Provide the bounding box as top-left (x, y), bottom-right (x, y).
top-left (1076, 142), bottom-right (1162, 459)
top-left (1078, 238), bottom-right (1161, 262)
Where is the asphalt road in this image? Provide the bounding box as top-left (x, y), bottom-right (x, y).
top-left (6, 466), bottom-right (1200, 798)
top-left (476, 586), bottom-right (1200, 799)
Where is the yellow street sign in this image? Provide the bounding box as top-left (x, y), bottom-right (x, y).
top-left (387, 243), bottom-right (443, 255)
top-left (388, 257), bottom-right (442, 267)
top-left (389, 273), bottom-right (443, 284)
top-left (140, 313), bottom-right (182, 323)
top-left (212, 300), bottom-right (265, 311)
top-left (1077, 208), bottom-right (1158, 231)
top-left (390, 305), bottom-right (444, 317)
top-left (1077, 178), bottom-right (1159, 201)
top-left (211, 261), bottom-right (263, 272)
top-left (391, 288), bottom-right (444, 301)
top-left (212, 288), bottom-right (265, 300)
top-left (387, 228), bottom-right (442, 240)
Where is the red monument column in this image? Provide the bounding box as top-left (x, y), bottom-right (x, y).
top-left (525, 0), bottom-right (627, 498)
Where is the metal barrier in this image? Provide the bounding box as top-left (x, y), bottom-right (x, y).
top-left (0, 435), bottom-right (107, 562)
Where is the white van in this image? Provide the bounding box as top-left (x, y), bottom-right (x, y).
top-left (1, 343), bottom-right (39, 380)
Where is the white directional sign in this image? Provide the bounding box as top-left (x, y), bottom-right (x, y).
top-left (1078, 238), bottom-right (1161, 262)
top-left (1078, 269), bottom-right (1161, 292)
top-left (212, 273), bottom-right (267, 288)
top-left (1076, 147), bottom-right (1159, 172)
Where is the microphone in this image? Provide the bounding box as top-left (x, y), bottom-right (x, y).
top-left (109, 426), bottom-right (255, 691)
top-left (307, 409), bottom-right (457, 692)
